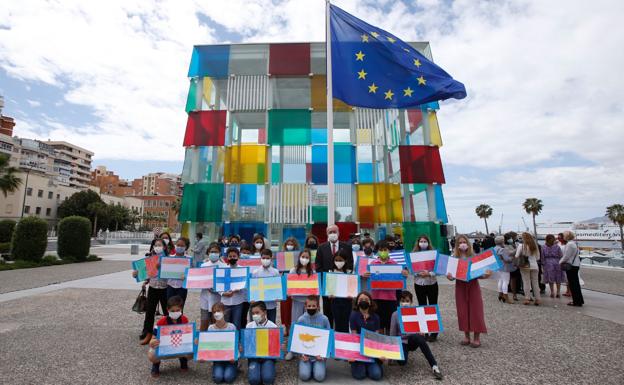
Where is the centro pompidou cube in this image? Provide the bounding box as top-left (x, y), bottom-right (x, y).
top-left (179, 42), bottom-right (450, 252)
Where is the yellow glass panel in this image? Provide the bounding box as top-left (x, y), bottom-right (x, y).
top-left (203, 77), bottom-right (214, 104)
top-left (356, 184), bottom-right (375, 206)
top-left (311, 75), bottom-right (351, 111)
top-left (224, 145), bottom-right (268, 183)
top-left (181, 222), bottom-right (191, 238)
top-left (428, 111), bottom-right (443, 147)
top-left (356, 128), bottom-right (372, 144)
top-left (357, 183), bottom-right (403, 223)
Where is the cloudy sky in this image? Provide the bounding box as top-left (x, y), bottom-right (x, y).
top-left (1, 0), bottom-right (622, 233)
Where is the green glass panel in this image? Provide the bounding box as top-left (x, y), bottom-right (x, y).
top-left (412, 184), bottom-right (427, 194)
top-left (271, 163), bottom-right (280, 183)
top-left (402, 221), bottom-right (449, 255)
top-left (185, 79), bottom-right (198, 113)
top-left (312, 206), bottom-right (327, 223)
top-left (179, 183), bottom-right (224, 222)
top-left (267, 109), bottom-right (311, 145)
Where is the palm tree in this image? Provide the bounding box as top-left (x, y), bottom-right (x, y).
top-left (523, 198), bottom-right (543, 237)
top-left (87, 201), bottom-right (107, 237)
top-left (0, 154), bottom-right (22, 197)
top-left (606, 204), bottom-right (624, 252)
top-left (171, 197), bottom-right (181, 216)
top-left (475, 204), bottom-right (493, 234)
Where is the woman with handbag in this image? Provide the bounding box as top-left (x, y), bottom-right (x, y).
top-left (542, 234), bottom-right (565, 298)
top-left (560, 231), bottom-right (584, 307)
top-left (515, 232), bottom-right (541, 305)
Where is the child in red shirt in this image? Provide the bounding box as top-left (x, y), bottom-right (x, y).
top-left (147, 296), bottom-right (191, 377)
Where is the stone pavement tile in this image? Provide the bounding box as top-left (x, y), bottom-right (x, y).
top-left (318, 359), bottom-right (389, 385)
top-left (575, 266), bottom-right (624, 296)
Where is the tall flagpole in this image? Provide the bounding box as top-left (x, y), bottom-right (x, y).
top-left (326, 0), bottom-right (335, 225)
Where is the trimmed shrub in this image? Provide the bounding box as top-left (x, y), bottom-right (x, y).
top-left (0, 242), bottom-right (10, 253)
top-left (11, 217), bottom-right (48, 262)
top-left (57, 216), bottom-right (91, 261)
top-left (0, 219), bottom-right (16, 242)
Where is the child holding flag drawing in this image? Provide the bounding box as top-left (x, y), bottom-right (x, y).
top-left (296, 295), bottom-right (330, 382)
top-left (199, 242), bottom-right (226, 331)
top-left (328, 248), bottom-right (354, 333)
top-left (412, 235), bottom-right (439, 341)
top-left (349, 291), bottom-right (384, 381)
top-left (165, 237), bottom-right (191, 308)
top-left (207, 302), bottom-right (238, 384)
top-left (221, 247), bottom-right (247, 329)
top-left (251, 249), bottom-right (280, 323)
top-left (246, 301), bottom-right (279, 385)
top-left (285, 249), bottom-right (316, 360)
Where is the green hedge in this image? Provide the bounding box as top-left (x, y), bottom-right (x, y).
top-left (0, 219), bottom-right (16, 242)
top-left (57, 216), bottom-right (91, 261)
top-left (0, 242), bottom-right (10, 254)
top-left (11, 217), bottom-right (48, 262)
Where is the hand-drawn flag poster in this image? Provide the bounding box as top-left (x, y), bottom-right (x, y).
top-left (238, 255), bottom-right (262, 268)
top-left (241, 327), bottom-right (284, 359)
top-left (434, 254), bottom-right (470, 281)
top-left (156, 323), bottom-right (195, 357)
top-left (213, 267), bottom-right (249, 292)
top-left (248, 275), bottom-right (286, 302)
top-left (398, 305), bottom-right (444, 334)
top-left (322, 272), bottom-right (359, 298)
top-left (407, 250), bottom-right (438, 274)
top-left (132, 254), bottom-right (159, 282)
top-left (288, 323), bottom-right (333, 358)
top-left (389, 250), bottom-right (407, 266)
top-left (367, 264), bottom-right (406, 290)
top-left (183, 266), bottom-right (214, 290)
top-left (360, 329), bottom-right (404, 360)
top-left (469, 248), bottom-right (502, 279)
top-left (355, 255), bottom-right (372, 276)
top-left (159, 256), bottom-right (192, 280)
top-left (195, 330), bottom-right (238, 361)
top-left (333, 332), bottom-right (374, 362)
top-left (275, 251), bottom-right (299, 272)
top-left (286, 273), bottom-right (320, 296)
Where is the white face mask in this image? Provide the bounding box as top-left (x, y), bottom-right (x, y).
top-left (400, 302), bottom-right (411, 307)
top-left (459, 243), bottom-right (469, 251)
top-left (286, 244), bottom-right (294, 251)
top-left (418, 242), bottom-right (429, 249)
top-left (335, 261), bottom-right (345, 269)
top-left (261, 258), bottom-right (272, 267)
top-left (213, 312), bottom-right (224, 321)
top-left (300, 257), bottom-right (310, 266)
top-left (328, 233), bottom-right (338, 242)
top-left (255, 242), bottom-right (263, 250)
top-left (352, 244), bottom-right (361, 251)
top-left (208, 253), bottom-right (220, 262)
top-left (169, 311), bottom-right (182, 320)
top-left (252, 314), bottom-right (264, 324)
top-left (163, 239), bottom-right (169, 245)
top-left (153, 246), bottom-right (163, 254)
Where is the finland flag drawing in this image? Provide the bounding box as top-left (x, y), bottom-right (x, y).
top-left (213, 267), bottom-right (248, 292)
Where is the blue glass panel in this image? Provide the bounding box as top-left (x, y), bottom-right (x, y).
top-left (239, 184), bottom-right (258, 206)
top-left (188, 45), bottom-right (230, 78)
top-left (311, 163), bottom-right (327, 184)
top-left (334, 144), bottom-right (356, 183)
top-left (311, 145), bottom-right (327, 164)
top-left (434, 184), bottom-right (448, 223)
top-left (358, 163), bottom-right (374, 183)
top-left (420, 101), bottom-right (439, 110)
top-left (223, 222), bottom-right (268, 243)
top-left (311, 128), bottom-right (327, 144)
top-left (283, 227), bottom-right (307, 247)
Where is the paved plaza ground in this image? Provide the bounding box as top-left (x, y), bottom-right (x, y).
top-left (0, 245), bottom-right (623, 384)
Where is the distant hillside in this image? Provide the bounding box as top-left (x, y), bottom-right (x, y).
top-left (579, 216), bottom-right (611, 224)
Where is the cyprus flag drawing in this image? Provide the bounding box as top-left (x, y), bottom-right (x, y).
top-left (288, 323), bottom-right (333, 358)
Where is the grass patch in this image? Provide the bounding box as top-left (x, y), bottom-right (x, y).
top-left (0, 255), bottom-right (101, 271)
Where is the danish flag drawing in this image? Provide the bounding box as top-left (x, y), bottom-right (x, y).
top-left (398, 305), bottom-right (444, 334)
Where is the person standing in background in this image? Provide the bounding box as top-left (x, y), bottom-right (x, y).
top-left (192, 232), bottom-right (209, 267)
top-left (560, 231), bottom-right (584, 307)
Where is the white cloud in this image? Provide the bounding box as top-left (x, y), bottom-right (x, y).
top-left (26, 99), bottom-right (40, 107)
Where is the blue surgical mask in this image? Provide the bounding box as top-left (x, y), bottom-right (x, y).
top-left (208, 253), bottom-right (220, 262)
top-left (175, 246), bottom-right (186, 254)
top-left (352, 244), bottom-right (361, 251)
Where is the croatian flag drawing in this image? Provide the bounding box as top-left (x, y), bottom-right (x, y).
top-left (469, 248), bottom-right (502, 278)
top-left (407, 250), bottom-right (438, 273)
top-left (248, 275), bottom-right (286, 302)
top-left (434, 254), bottom-right (470, 281)
top-left (183, 266), bottom-right (214, 290)
top-left (367, 264), bottom-right (406, 290)
top-left (398, 305), bottom-right (444, 334)
top-left (156, 323), bottom-right (195, 357)
top-left (213, 267), bottom-right (248, 292)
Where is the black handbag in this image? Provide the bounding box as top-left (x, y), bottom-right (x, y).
top-left (132, 286), bottom-right (147, 314)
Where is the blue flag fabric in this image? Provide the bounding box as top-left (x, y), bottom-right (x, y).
top-left (329, 4), bottom-right (466, 108)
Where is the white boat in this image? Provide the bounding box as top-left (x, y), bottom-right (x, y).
top-left (536, 221), bottom-right (622, 242)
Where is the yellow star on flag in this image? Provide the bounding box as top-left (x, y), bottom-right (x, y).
top-left (414, 59), bottom-right (421, 67)
top-left (357, 69), bottom-right (367, 79)
top-left (371, 31), bottom-right (380, 38)
top-left (384, 89), bottom-right (394, 100)
top-left (417, 76), bottom-right (426, 85)
top-left (387, 36), bottom-right (396, 43)
top-left (355, 51), bottom-right (365, 61)
top-left (368, 83), bottom-right (378, 93)
top-left (361, 34), bottom-right (369, 42)
top-left (403, 87), bottom-right (413, 97)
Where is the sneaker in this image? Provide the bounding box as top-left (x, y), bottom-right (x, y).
top-left (180, 357), bottom-right (188, 371)
top-left (285, 352), bottom-right (294, 361)
top-left (432, 365), bottom-right (443, 380)
top-left (151, 363), bottom-right (160, 378)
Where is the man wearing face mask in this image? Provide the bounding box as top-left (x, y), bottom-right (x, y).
top-left (316, 224), bottom-right (353, 326)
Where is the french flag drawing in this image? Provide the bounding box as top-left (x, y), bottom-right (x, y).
top-left (407, 250), bottom-right (438, 273)
top-left (398, 305), bottom-right (444, 334)
top-left (434, 254), bottom-right (470, 281)
top-left (469, 248), bottom-right (502, 278)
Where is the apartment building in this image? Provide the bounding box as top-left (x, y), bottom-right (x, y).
top-left (46, 141), bottom-right (93, 189)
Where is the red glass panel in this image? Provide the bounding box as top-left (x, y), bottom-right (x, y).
top-left (311, 223), bottom-right (328, 243)
top-left (398, 146), bottom-right (445, 184)
top-left (183, 111), bottom-right (226, 146)
top-left (336, 222), bottom-right (358, 241)
top-left (269, 43), bottom-right (311, 76)
top-left (358, 206), bottom-right (375, 224)
top-left (407, 109), bottom-right (423, 133)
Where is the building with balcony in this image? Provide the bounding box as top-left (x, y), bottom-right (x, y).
top-left (46, 141), bottom-right (93, 189)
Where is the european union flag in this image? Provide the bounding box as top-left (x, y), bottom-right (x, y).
top-left (330, 4), bottom-right (466, 109)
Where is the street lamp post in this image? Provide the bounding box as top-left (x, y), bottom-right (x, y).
top-left (20, 165), bottom-right (33, 218)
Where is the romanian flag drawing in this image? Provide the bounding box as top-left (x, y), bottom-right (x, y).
top-left (132, 254), bottom-right (159, 282)
top-left (333, 332), bottom-right (374, 362)
top-left (156, 323), bottom-right (195, 357)
top-left (367, 264), bottom-right (406, 290)
top-left (183, 266), bottom-right (214, 290)
top-left (158, 256), bottom-right (192, 280)
top-left (275, 251), bottom-right (300, 272)
top-left (329, 4), bottom-right (466, 109)
top-left (469, 248), bottom-right (503, 278)
top-left (247, 275), bottom-right (286, 302)
top-left (360, 329), bottom-right (404, 360)
top-left (213, 267), bottom-right (249, 292)
top-left (322, 272), bottom-right (359, 298)
top-left (434, 254), bottom-right (470, 281)
top-left (398, 305), bottom-right (444, 334)
top-left (195, 330), bottom-right (238, 361)
top-left (286, 273), bottom-right (320, 296)
top-left (407, 250), bottom-right (438, 274)
top-left (241, 327), bottom-right (284, 359)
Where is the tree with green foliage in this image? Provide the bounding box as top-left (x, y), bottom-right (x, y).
top-left (57, 216), bottom-right (91, 261)
top-left (11, 217), bottom-right (48, 262)
top-left (87, 201), bottom-right (107, 236)
top-left (0, 154), bottom-right (22, 197)
top-left (523, 198), bottom-right (544, 237)
top-left (0, 219), bottom-right (16, 242)
top-left (58, 190), bottom-right (103, 219)
top-left (475, 204), bottom-right (493, 234)
top-left (606, 204), bottom-right (624, 252)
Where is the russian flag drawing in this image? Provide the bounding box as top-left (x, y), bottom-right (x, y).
top-left (367, 264), bottom-right (406, 290)
top-left (407, 250), bottom-right (438, 274)
top-left (248, 275), bottom-right (286, 302)
top-left (156, 323), bottom-right (195, 357)
top-left (241, 327), bottom-right (283, 359)
top-left (183, 266), bottom-right (214, 290)
top-left (286, 273), bottom-right (320, 296)
top-left (213, 267), bottom-right (248, 292)
top-left (195, 330), bottom-right (238, 361)
top-left (434, 254), bottom-right (470, 281)
top-left (398, 305), bottom-right (444, 334)
top-left (469, 248), bottom-right (502, 278)
top-left (158, 256), bottom-right (192, 280)
top-left (333, 332), bottom-right (373, 362)
top-left (360, 329), bottom-right (404, 360)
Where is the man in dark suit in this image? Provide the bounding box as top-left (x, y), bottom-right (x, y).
top-left (316, 224), bottom-right (353, 326)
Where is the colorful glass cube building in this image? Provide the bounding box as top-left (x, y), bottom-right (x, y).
top-left (179, 42), bottom-right (450, 252)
